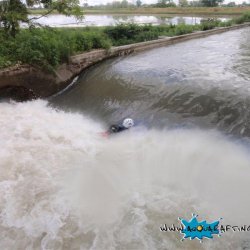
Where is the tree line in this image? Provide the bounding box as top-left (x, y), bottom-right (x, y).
top-left (83, 0), bottom-right (250, 8)
top-left (0, 0), bottom-right (82, 37)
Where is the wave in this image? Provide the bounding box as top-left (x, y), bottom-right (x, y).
top-left (0, 100), bottom-right (250, 249)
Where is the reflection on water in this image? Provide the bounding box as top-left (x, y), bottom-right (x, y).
top-left (27, 14), bottom-right (229, 27)
top-left (51, 27), bottom-right (250, 137)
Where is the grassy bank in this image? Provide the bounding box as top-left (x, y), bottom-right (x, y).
top-left (29, 7), bottom-right (250, 16)
top-left (0, 27), bottom-right (111, 71)
top-left (1, 12), bottom-right (250, 70)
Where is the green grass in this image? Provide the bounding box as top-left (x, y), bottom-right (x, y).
top-left (0, 27), bottom-right (112, 71)
top-left (1, 12), bottom-right (250, 70)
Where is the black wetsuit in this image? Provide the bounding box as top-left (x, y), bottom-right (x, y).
top-left (109, 124), bottom-right (128, 134)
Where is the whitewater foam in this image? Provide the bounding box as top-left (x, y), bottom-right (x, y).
top-left (0, 100), bottom-right (250, 249)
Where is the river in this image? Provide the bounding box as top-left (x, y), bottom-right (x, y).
top-left (28, 14), bottom-right (229, 27)
top-left (0, 28), bottom-right (250, 249)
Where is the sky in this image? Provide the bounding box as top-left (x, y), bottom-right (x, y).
top-left (85, 0), bottom-right (157, 4)
top-left (84, 0), bottom-right (249, 5)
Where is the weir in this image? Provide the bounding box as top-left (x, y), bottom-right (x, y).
top-left (1, 16), bottom-right (250, 250)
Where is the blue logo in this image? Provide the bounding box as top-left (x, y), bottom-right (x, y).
top-left (179, 214), bottom-right (221, 241)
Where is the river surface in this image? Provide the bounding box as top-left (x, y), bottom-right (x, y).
top-left (28, 14), bottom-right (229, 27)
top-left (52, 27), bottom-right (250, 138)
top-left (1, 28), bottom-right (250, 249)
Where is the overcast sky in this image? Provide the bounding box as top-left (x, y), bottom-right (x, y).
top-left (85, 0), bottom-right (249, 5)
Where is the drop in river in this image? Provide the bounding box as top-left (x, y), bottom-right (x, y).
top-left (52, 27), bottom-right (250, 138)
top-left (0, 28), bottom-right (250, 249)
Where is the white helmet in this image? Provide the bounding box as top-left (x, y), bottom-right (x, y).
top-left (122, 118), bottom-right (134, 128)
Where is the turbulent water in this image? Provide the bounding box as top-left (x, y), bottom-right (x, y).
top-left (1, 28), bottom-right (250, 249)
top-left (52, 27), bottom-right (250, 137)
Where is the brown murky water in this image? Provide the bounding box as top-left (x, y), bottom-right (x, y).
top-left (1, 28), bottom-right (250, 250)
top-left (52, 27), bottom-right (250, 137)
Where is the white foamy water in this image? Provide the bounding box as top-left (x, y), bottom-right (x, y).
top-left (1, 100), bottom-right (250, 249)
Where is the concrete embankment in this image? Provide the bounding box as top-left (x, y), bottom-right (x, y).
top-left (0, 22), bottom-right (249, 101)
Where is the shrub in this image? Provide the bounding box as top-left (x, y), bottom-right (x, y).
top-left (242, 12), bottom-right (250, 22)
top-left (173, 23), bottom-right (195, 35)
top-left (233, 16), bottom-right (246, 24)
top-left (0, 27), bottom-right (112, 70)
top-left (199, 18), bottom-right (222, 31)
top-left (0, 56), bottom-right (12, 69)
top-left (104, 23), bottom-right (144, 45)
top-left (232, 12), bottom-right (250, 24)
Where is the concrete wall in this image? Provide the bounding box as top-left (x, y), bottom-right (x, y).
top-left (0, 22), bottom-right (249, 100)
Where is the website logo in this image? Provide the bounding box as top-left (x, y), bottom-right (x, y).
top-left (179, 214), bottom-right (220, 241)
top-left (160, 213), bottom-right (250, 243)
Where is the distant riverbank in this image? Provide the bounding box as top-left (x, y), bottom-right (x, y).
top-left (29, 7), bottom-right (250, 16)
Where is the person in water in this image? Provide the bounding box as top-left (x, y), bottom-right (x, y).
top-left (100, 118), bottom-right (134, 137)
top-left (108, 118), bottom-right (134, 134)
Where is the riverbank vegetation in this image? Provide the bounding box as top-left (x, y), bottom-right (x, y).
top-left (0, 12), bottom-right (250, 70)
top-left (104, 12), bottom-right (250, 45)
top-left (0, 27), bottom-right (111, 70)
top-left (0, 0), bottom-right (83, 37)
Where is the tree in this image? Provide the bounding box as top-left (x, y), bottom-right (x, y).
top-left (0, 0), bottom-right (28, 37)
top-left (158, 0), bottom-right (167, 6)
top-left (189, 0), bottom-right (203, 6)
top-left (121, 0), bottom-right (128, 8)
top-left (136, 0), bottom-right (142, 7)
top-left (200, 0), bottom-right (224, 7)
top-left (227, 1), bottom-right (236, 6)
top-left (0, 0), bottom-right (82, 37)
top-left (179, 0), bottom-right (188, 6)
top-left (241, 1), bottom-right (249, 6)
top-left (156, 0), bottom-right (176, 7)
top-left (83, 0), bottom-right (88, 7)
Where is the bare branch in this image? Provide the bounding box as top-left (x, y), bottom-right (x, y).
top-left (28, 7), bottom-right (55, 21)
